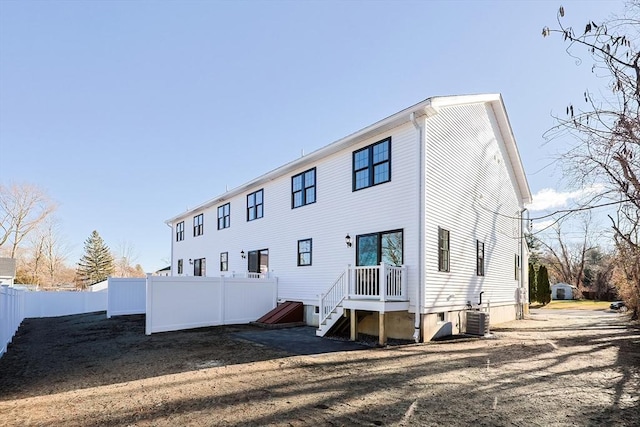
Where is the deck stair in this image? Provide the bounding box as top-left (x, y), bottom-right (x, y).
top-left (316, 263), bottom-right (409, 337)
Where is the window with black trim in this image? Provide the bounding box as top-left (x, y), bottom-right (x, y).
top-left (292, 168), bottom-right (316, 208)
top-left (177, 259), bottom-right (183, 275)
top-left (247, 189), bottom-right (263, 221)
top-left (176, 221), bottom-right (184, 241)
top-left (477, 240), bottom-right (485, 276)
top-left (515, 254), bottom-right (520, 280)
top-left (194, 258), bottom-right (206, 276)
top-left (298, 239), bottom-right (312, 266)
top-left (217, 203), bottom-right (230, 230)
top-left (220, 252), bottom-right (228, 271)
top-left (353, 137), bottom-right (391, 191)
top-left (193, 214), bottom-right (203, 237)
top-left (438, 228), bottom-right (450, 272)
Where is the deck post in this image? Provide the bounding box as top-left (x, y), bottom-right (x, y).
top-left (380, 262), bottom-right (387, 302)
top-left (350, 308), bottom-right (357, 341)
top-left (378, 312), bottom-right (387, 346)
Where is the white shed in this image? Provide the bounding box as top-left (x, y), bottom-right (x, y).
top-left (551, 283), bottom-right (575, 300)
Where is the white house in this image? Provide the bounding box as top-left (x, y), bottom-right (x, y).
top-left (0, 258), bottom-right (16, 286)
top-left (154, 266), bottom-right (171, 277)
top-left (166, 93), bottom-right (532, 343)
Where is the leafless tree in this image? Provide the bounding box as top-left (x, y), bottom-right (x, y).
top-left (15, 218), bottom-right (71, 287)
top-left (536, 214), bottom-right (601, 294)
top-left (0, 182), bottom-right (56, 258)
top-left (113, 240), bottom-right (146, 278)
top-left (542, 3), bottom-right (640, 316)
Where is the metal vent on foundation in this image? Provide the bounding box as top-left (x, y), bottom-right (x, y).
top-left (466, 311), bottom-right (490, 336)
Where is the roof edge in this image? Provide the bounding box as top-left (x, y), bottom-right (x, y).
top-left (166, 93), bottom-right (530, 223)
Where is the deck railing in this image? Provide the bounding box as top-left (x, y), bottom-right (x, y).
top-left (319, 263), bottom-right (407, 325)
top-left (230, 271), bottom-right (270, 279)
top-left (350, 263), bottom-right (406, 301)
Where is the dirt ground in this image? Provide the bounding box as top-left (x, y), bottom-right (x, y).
top-left (0, 308), bottom-right (638, 426)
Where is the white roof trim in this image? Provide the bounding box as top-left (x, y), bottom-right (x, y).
top-left (166, 93), bottom-right (531, 223)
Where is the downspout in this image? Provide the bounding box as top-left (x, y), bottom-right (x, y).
top-left (519, 207), bottom-right (528, 319)
top-left (410, 112), bottom-right (424, 343)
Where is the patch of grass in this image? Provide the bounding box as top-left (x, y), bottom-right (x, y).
top-left (536, 300), bottom-right (612, 310)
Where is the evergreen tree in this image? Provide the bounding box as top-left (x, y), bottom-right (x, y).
top-left (528, 263), bottom-right (537, 304)
top-left (537, 265), bottom-right (552, 305)
top-left (76, 230), bottom-right (114, 289)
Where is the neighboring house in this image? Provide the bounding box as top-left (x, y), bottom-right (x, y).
top-left (551, 283), bottom-right (575, 300)
top-left (0, 258), bottom-right (16, 286)
top-left (166, 93), bottom-right (532, 342)
top-left (154, 266), bottom-right (171, 277)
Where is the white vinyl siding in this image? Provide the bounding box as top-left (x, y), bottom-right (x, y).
top-left (171, 122), bottom-right (420, 305)
top-left (424, 103), bottom-right (523, 311)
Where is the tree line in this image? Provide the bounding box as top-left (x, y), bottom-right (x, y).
top-left (0, 182), bottom-right (145, 289)
top-left (538, 2), bottom-right (639, 319)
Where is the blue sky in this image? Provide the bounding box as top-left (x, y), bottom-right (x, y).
top-left (0, 0), bottom-right (623, 272)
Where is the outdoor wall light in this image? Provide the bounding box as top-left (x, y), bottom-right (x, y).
top-left (189, 258), bottom-right (193, 265)
top-left (240, 250), bottom-right (246, 259)
top-left (345, 234), bottom-right (353, 248)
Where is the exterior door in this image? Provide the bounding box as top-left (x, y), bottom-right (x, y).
top-left (356, 230), bottom-right (403, 267)
top-left (248, 249), bottom-right (269, 274)
top-left (355, 230), bottom-right (403, 296)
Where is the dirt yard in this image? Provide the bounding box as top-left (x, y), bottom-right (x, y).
top-left (0, 307), bottom-right (638, 426)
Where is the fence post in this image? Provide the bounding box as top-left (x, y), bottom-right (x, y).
top-left (220, 275), bottom-right (226, 325)
top-left (145, 276), bottom-right (152, 335)
top-left (106, 277), bottom-right (112, 318)
top-left (1, 285), bottom-right (8, 354)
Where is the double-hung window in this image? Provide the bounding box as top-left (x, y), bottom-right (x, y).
top-left (193, 214), bottom-right (203, 237)
top-left (247, 189), bottom-right (264, 221)
top-left (438, 228), bottom-right (450, 272)
top-left (353, 137), bottom-right (391, 191)
top-left (292, 168), bottom-right (316, 208)
top-left (176, 221), bottom-right (184, 241)
top-left (477, 240), bottom-right (485, 276)
top-left (220, 252), bottom-right (228, 272)
top-left (298, 239), bottom-right (312, 266)
top-left (218, 203), bottom-right (230, 230)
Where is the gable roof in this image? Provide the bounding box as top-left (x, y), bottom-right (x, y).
top-left (167, 93), bottom-right (532, 223)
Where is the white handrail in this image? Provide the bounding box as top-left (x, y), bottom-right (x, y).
top-left (319, 269), bottom-right (348, 325)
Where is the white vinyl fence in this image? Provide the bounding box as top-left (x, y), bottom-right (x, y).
top-left (24, 291), bottom-right (107, 318)
top-left (107, 277), bottom-right (146, 318)
top-left (1, 285), bottom-right (25, 357)
top-left (146, 275), bottom-right (278, 335)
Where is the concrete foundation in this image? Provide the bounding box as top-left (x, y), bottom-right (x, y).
top-left (305, 303), bottom-right (518, 342)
